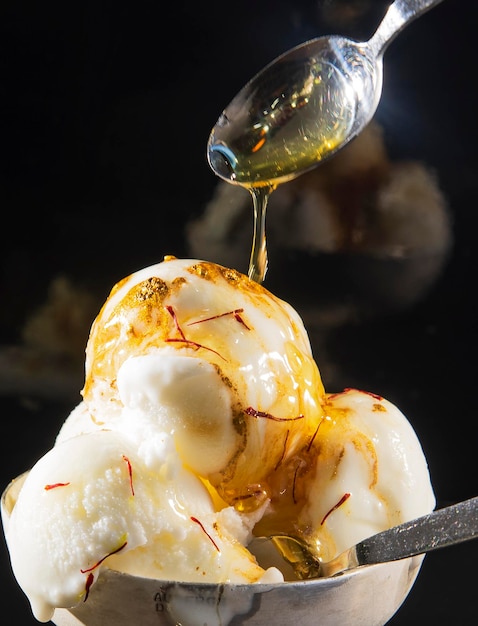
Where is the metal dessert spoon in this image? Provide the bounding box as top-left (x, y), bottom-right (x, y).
top-left (207, 0), bottom-right (445, 188)
top-left (253, 495), bottom-right (478, 579)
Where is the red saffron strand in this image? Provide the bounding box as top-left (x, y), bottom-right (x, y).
top-left (344, 387), bottom-right (383, 400)
top-left (80, 540), bottom-right (128, 573)
top-left (187, 308), bottom-right (251, 330)
top-left (165, 337), bottom-right (226, 361)
top-left (292, 463), bottom-right (301, 504)
top-left (232, 310), bottom-right (250, 329)
top-left (252, 136), bottom-right (267, 153)
top-left (122, 455), bottom-right (134, 496)
top-left (166, 305), bottom-right (186, 339)
top-left (232, 491), bottom-right (262, 503)
top-left (232, 486), bottom-right (266, 503)
top-left (307, 419), bottom-right (324, 452)
top-left (190, 516), bottom-right (220, 552)
top-left (165, 305), bottom-right (227, 361)
top-left (320, 493), bottom-right (351, 525)
top-left (328, 388), bottom-right (383, 401)
top-left (84, 572), bottom-right (94, 602)
top-left (44, 482), bottom-right (70, 490)
top-left (275, 429), bottom-right (289, 470)
top-left (245, 407), bottom-right (305, 422)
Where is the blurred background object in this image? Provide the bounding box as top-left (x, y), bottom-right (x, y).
top-left (1, 1), bottom-right (477, 624)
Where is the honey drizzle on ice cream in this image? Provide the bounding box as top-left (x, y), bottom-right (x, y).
top-left (82, 259), bottom-right (329, 526)
top-left (3, 255), bottom-right (436, 622)
top-left (80, 257), bottom-right (403, 560)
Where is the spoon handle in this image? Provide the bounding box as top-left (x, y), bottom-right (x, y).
top-left (338, 496), bottom-right (478, 575)
top-left (368, 0), bottom-right (445, 57)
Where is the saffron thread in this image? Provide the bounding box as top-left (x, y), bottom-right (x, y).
top-left (321, 493), bottom-right (351, 525)
top-left (165, 306), bottom-right (226, 360)
top-left (292, 462), bottom-right (302, 504)
top-left (80, 540), bottom-right (128, 573)
top-left (275, 430), bottom-right (290, 470)
top-left (328, 388), bottom-right (383, 401)
top-left (187, 308), bottom-right (251, 330)
top-left (307, 418), bottom-right (324, 452)
top-left (122, 455), bottom-right (134, 496)
top-left (44, 482), bottom-right (70, 490)
top-left (245, 407), bottom-right (305, 422)
top-left (84, 572), bottom-right (94, 602)
top-left (190, 516), bottom-right (220, 552)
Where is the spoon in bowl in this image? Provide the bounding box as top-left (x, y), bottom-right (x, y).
top-left (207, 0), bottom-right (445, 188)
top-left (251, 495), bottom-right (478, 580)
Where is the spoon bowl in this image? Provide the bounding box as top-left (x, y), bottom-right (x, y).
top-left (207, 0), bottom-right (445, 188)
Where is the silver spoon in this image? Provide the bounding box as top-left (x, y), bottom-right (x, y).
top-left (207, 0), bottom-right (445, 189)
top-left (207, 0), bottom-right (445, 285)
top-left (252, 495), bottom-right (478, 580)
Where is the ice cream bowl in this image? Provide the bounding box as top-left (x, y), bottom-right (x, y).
top-left (53, 558), bottom-right (424, 626)
top-left (2, 474), bottom-right (424, 626)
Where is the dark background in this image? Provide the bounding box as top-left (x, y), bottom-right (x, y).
top-left (1, 1), bottom-right (477, 624)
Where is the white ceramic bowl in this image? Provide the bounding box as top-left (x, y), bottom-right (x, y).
top-left (2, 474), bottom-right (424, 626)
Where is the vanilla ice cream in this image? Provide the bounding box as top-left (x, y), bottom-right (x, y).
top-left (2, 256), bottom-right (435, 623)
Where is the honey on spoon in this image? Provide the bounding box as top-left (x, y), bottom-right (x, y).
top-left (207, 0), bottom-right (445, 284)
